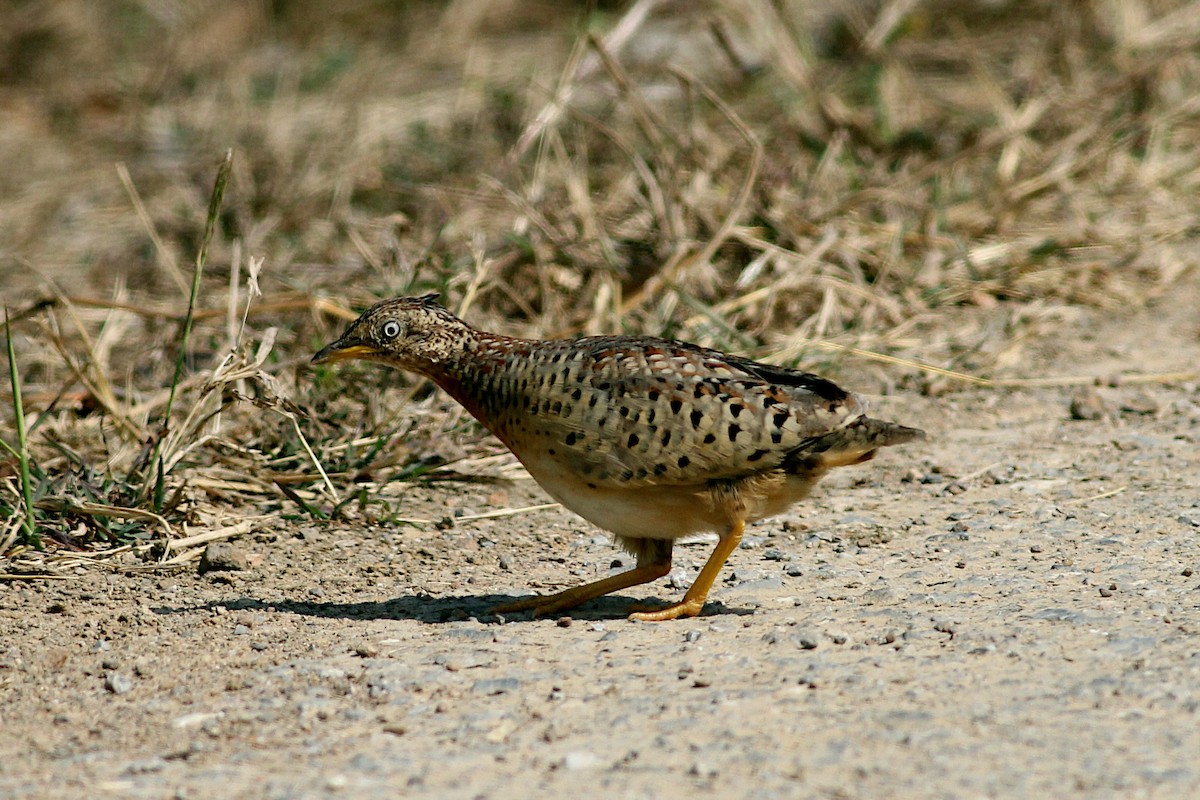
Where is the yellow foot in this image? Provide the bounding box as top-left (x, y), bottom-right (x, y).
top-left (627, 598), bottom-right (706, 622)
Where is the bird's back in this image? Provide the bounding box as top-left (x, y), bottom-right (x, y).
top-left (442, 334), bottom-right (921, 491)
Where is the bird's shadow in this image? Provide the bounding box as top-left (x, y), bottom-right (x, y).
top-left (152, 592), bottom-right (751, 625)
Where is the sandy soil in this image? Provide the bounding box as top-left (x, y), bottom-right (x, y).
top-left (2, 284), bottom-right (1199, 800)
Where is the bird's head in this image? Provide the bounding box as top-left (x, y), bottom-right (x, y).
top-left (311, 294), bottom-right (472, 374)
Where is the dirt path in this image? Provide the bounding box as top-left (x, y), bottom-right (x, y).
top-left (3, 286), bottom-right (1199, 799)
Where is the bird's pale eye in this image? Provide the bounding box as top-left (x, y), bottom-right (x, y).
top-left (381, 320), bottom-right (402, 340)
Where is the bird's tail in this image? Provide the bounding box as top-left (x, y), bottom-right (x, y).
top-left (785, 417), bottom-right (925, 471)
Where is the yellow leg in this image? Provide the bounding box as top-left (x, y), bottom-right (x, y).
top-left (628, 518), bottom-right (744, 622)
top-left (492, 559), bottom-right (672, 619)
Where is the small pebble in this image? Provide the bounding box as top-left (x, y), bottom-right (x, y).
top-left (684, 630), bottom-right (702, 644)
top-left (198, 542), bottom-right (251, 574)
top-left (1069, 387), bottom-right (1106, 420)
top-left (562, 751), bottom-right (601, 770)
top-left (105, 672), bottom-right (133, 695)
top-left (666, 568), bottom-right (691, 589)
top-left (791, 631), bottom-right (819, 650)
top-left (556, 617), bottom-right (572, 628)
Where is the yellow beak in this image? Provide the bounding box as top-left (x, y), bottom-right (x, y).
top-left (311, 341), bottom-right (378, 365)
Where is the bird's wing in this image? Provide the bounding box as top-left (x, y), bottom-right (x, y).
top-left (505, 338), bottom-right (873, 489)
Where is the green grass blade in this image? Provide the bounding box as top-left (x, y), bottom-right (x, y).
top-left (4, 308), bottom-right (40, 548)
top-left (142, 149), bottom-right (234, 500)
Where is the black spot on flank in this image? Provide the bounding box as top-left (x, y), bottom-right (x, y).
top-left (730, 404), bottom-right (744, 418)
top-left (598, 417), bottom-right (607, 428)
top-left (565, 433), bottom-right (578, 446)
top-left (771, 431), bottom-right (783, 444)
top-left (551, 353), bottom-right (562, 363)
top-left (648, 389), bottom-right (660, 401)
top-left (661, 430), bottom-right (672, 446)
top-left (703, 433), bottom-right (716, 444)
top-left (571, 388), bottom-right (582, 401)
top-left (690, 409), bottom-right (703, 429)
top-left (675, 383), bottom-right (685, 391)
top-left (773, 411), bottom-right (790, 428)
top-left (548, 373), bottom-right (557, 387)
top-left (619, 406), bottom-right (629, 417)
top-left (762, 396), bottom-right (779, 408)
top-left (670, 398), bottom-right (683, 414)
top-left (728, 424), bottom-right (741, 441)
top-left (654, 463), bottom-right (668, 476)
top-left (620, 469), bottom-right (634, 481)
top-left (747, 449), bottom-right (767, 462)
top-left (647, 409), bottom-right (656, 424)
top-left (542, 400), bottom-right (551, 413)
top-left (589, 395), bottom-right (598, 407)
top-left (677, 455), bottom-right (691, 469)
top-left (693, 385), bottom-right (705, 399)
top-left (627, 433), bottom-right (640, 448)
top-left (635, 468), bottom-right (648, 479)
top-left (551, 401), bottom-right (562, 414)
top-left (598, 381), bottom-right (611, 391)
top-left (549, 448), bottom-right (557, 456)
top-left (616, 384), bottom-right (626, 398)
top-left (587, 482), bottom-right (598, 489)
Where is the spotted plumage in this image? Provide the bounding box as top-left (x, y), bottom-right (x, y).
top-left (313, 294), bottom-right (924, 621)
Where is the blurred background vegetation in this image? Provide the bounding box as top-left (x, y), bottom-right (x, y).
top-left (1, 0), bottom-right (1198, 561)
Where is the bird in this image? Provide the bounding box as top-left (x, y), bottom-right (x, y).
top-left (312, 294), bottom-right (924, 621)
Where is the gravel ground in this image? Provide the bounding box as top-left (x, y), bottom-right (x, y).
top-left (3, 292), bottom-right (1199, 800)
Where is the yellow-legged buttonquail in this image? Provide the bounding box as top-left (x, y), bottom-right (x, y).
top-left (313, 294), bottom-right (924, 621)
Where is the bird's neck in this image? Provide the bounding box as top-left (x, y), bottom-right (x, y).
top-left (428, 331), bottom-right (532, 431)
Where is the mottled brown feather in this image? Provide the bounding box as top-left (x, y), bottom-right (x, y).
top-left (313, 295), bottom-right (924, 618)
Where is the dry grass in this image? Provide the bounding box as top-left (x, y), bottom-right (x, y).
top-left (2, 0), bottom-right (1198, 568)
